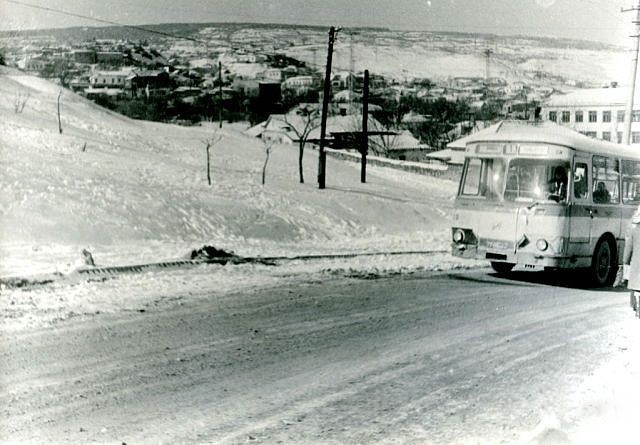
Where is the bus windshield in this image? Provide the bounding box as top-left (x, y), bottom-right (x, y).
top-left (460, 157), bottom-right (570, 203)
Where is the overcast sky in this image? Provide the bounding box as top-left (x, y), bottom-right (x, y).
top-left (0, 0), bottom-right (632, 46)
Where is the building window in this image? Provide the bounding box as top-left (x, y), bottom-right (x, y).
top-left (585, 131), bottom-right (597, 138)
top-left (633, 132), bottom-right (640, 144)
top-left (561, 111), bottom-right (570, 123)
top-left (603, 111), bottom-right (611, 123)
top-left (588, 111), bottom-right (597, 122)
top-left (548, 111), bottom-right (557, 122)
top-left (618, 111), bottom-right (625, 122)
top-left (602, 131), bottom-right (611, 141)
top-left (633, 111), bottom-right (640, 122)
top-left (575, 111), bottom-right (583, 122)
top-left (618, 132), bottom-right (623, 143)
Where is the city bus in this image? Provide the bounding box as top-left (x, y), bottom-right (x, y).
top-left (451, 120), bottom-right (640, 286)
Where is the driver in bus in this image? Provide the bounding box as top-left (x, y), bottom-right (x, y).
top-left (547, 166), bottom-right (568, 201)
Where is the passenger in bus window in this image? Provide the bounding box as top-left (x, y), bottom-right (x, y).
top-left (547, 166), bottom-right (567, 201)
top-left (593, 181), bottom-right (611, 203)
top-left (623, 206), bottom-right (640, 313)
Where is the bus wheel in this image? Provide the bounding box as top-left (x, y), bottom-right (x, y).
top-left (491, 262), bottom-right (515, 274)
top-left (590, 238), bottom-right (617, 287)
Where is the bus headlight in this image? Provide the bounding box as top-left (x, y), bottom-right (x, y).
top-left (453, 229), bottom-right (465, 243)
top-left (536, 239), bottom-right (549, 251)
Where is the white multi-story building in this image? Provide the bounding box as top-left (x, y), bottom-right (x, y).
top-left (89, 68), bottom-right (134, 88)
top-left (262, 68), bottom-right (283, 82)
top-left (282, 75), bottom-right (315, 95)
top-left (542, 87), bottom-right (640, 145)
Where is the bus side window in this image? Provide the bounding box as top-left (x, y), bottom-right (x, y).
top-left (592, 155), bottom-right (620, 204)
top-left (573, 163), bottom-right (588, 199)
top-left (622, 159), bottom-right (640, 204)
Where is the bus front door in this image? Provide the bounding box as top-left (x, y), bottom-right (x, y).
top-left (568, 156), bottom-right (592, 261)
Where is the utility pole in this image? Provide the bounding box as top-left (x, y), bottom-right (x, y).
top-left (318, 26), bottom-right (339, 190)
top-left (218, 61), bottom-right (223, 128)
top-left (57, 90), bottom-right (63, 134)
top-left (361, 69), bottom-right (369, 183)
top-left (349, 32), bottom-right (356, 114)
top-left (623, 1), bottom-right (640, 145)
top-left (483, 49), bottom-right (493, 83)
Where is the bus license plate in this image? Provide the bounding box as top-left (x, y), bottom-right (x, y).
top-left (485, 240), bottom-right (512, 250)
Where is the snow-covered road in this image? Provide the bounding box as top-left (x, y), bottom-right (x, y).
top-left (2, 268), bottom-right (638, 444)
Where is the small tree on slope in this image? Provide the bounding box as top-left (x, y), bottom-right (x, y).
top-left (261, 139), bottom-right (274, 185)
top-left (283, 104), bottom-right (320, 184)
top-left (203, 128), bottom-right (223, 186)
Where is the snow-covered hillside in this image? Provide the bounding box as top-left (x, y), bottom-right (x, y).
top-left (0, 68), bottom-right (457, 276)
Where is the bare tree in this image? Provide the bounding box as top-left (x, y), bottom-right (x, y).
top-left (202, 128), bottom-right (223, 186)
top-left (261, 139), bottom-right (274, 185)
top-left (14, 91), bottom-right (30, 114)
top-left (283, 105), bottom-right (320, 183)
top-left (358, 112), bottom-right (401, 158)
top-left (57, 90), bottom-right (63, 134)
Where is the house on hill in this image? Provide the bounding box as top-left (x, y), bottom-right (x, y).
top-left (96, 51), bottom-right (125, 66)
top-left (247, 112), bottom-right (398, 155)
top-left (126, 70), bottom-right (172, 98)
top-left (232, 77), bottom-right (260, 97)
top-left (370, 129), bottom-right (432, 162)
top-left (73, 49), bottom-right (97, 64)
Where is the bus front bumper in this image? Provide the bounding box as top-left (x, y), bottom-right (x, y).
top-left (451, 242), bottom-right (578, 268)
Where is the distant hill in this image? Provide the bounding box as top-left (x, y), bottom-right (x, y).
top-left (0, 22), bottom-right (389, 42)
top-left (1, 22), bottom-right (623, 86)
top-left (0, 22), bottom-right (616, 52)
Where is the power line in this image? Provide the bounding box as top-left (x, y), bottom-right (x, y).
top-left (1, 0), bottom-right (205, 43)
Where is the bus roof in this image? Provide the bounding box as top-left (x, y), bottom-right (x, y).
top-left (464, 120), bottom-right (640, 160)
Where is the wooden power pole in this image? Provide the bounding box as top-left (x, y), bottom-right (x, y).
top-left (623, 1), bottom-right (640, 145)
top-left (218, 61), bottom-right (223, 128)
top-left (361, 69), bottom-right (369, 183)
top-left (318, 26), bottom-right (339, 189)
